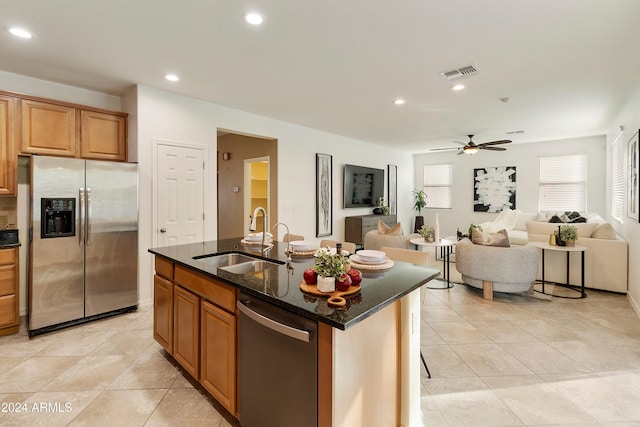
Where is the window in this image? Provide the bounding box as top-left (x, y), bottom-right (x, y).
top-left (539, 154), bottom-right (587, 212)
top-left (423, 164), bottom-right (452, 209)
top-left (611, 130), bottom-right (625, 223)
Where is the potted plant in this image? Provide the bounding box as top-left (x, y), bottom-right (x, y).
top-left (419, 225), bottom-right (435, 242)
top-left (313, 247), bottom-right (347, 292)
top-left (412, 189), bottom-right (427, 232)
top-left (559, 224), bottom-right (578, 246)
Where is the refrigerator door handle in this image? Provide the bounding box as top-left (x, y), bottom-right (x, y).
top-left (79, 188), bottom-right (84, 246)
top-left (86, 188), bottom-right (92, 245)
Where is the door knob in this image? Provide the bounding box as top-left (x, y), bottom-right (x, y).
top-left (160, 228), bottom-right (166, 233)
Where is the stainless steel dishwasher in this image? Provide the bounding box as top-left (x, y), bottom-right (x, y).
top-left (237, 292), bottom-right (318, 427)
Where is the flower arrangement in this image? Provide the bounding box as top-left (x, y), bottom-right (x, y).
top-left (559, 224), bottom-right (578, 242)
top-left (419, 225), bottom-right (435, 241)
top-left (313, 247), bottom-right (346, 278)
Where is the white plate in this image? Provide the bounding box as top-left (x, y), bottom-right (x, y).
top-left (288, 241), bottom-right (318, 252)
top-left (244, 232), bottom-right (273, 241)
top-left (351, 254), bottom-right (389, 265)
top-left (356, 249), bottom-right (386, 262)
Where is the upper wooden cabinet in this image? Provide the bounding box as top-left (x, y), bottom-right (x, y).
top-left (20, 99), bottom-right (77, 157)
top-left (15, 94), bottom-right (127, 161)
top-left (0, 95), bottom-right (17, 196)
top-left (81, 110), bottom-right (127, 161)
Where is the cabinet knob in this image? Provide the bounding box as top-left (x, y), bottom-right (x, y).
top-left (160, 228), bottom-right (166, 233)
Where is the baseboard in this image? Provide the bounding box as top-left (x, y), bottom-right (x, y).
top-left (628, 293), bottom-right (640, 319)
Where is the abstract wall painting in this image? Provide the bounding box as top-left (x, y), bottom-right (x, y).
top-left (316, 153), bottom-right (333, 237)
top-left (388, 164), bottom-right (397, 214)
top-left (473, 166), bottom-right (516, 212)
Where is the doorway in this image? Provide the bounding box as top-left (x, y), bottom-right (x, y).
top-left (244, 157), bottom-right (270, 233)
top-left (217, 132), bottom-right (278, 240)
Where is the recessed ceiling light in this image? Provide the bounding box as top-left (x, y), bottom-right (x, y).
top-left (243, 12), bottom-right (264, 25)
top-left (7, 26), bottom-right (33, 39)
top-left (451, 84), bottom-right (465, 91)
top-left (164, 73), bottom-right (179, 82)
top-left (393, 99), bottom-right (405, 105)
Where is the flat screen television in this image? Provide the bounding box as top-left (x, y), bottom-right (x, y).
top-left (343, 164), bottom-right (385, 208)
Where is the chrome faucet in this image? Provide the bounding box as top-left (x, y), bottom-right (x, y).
top-left (249, 206), bottom-right (270, 255)
top-left (273, 222), bottom-right (292, 261)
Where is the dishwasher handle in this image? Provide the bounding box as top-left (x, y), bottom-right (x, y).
top-left (237, 300), bottom-right (310, 343)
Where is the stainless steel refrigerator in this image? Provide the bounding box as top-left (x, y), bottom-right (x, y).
top-left (29, 155), bottom-right (138, 336)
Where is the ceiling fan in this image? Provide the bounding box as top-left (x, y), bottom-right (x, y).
top-left (431, 135), bottom-right (512, 155)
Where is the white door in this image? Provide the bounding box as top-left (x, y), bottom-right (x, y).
top-left (156, 144), bottom-right (205, 246)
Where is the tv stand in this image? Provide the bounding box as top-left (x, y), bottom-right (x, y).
top-left (345, 214), bottom-right (397, 248)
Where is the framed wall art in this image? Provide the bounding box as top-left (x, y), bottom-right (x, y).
top-left (628, 130), bottom-right (639, 221)
top-left (387, 164), bottom-right (397, 214)
top-left (473, 166), bottom-right (516, 212)
top-left (316, 153), bottom-right (333, 237)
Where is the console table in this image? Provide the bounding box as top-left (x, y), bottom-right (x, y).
top-left (345, 214), bottom-right (397, 247)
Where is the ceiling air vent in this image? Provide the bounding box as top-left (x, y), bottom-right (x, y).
top-left (440, 64), bottom-right (479, 80)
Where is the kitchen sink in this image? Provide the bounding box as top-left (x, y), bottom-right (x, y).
top-left (220, 260), bottom-right (281, 275)
top-left (193, 252), bottom-right (283, 274)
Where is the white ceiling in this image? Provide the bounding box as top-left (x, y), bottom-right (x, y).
top-left (2, 0), bottom-right (639, 153)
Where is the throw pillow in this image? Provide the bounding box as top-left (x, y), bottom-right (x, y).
top-left (485, 229), bottom-right (511, 247)
top-left (378, 220), bottom-right (403, 235)
top-left (548, 215), bottom-right (564, 223)
top-left (591, 223), bottom-right (617, 239)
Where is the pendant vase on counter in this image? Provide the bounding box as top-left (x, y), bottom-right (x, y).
top-left (317, 276), bottom-right (336, 293)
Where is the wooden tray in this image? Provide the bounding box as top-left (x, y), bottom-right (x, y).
top-left (299, 281), bottom-right (361, 307)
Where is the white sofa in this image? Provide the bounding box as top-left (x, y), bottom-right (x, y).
top-left (481, 211), bottom-right (628, 293)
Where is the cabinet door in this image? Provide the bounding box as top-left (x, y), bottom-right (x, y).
top-left (0, 294), bottom-right (17, 328)
top-left (0, 248), bottom-right (18, 335)
top-left (21, 99), bottom-right (77, 157)
top-left (0, 96), bottom-right (16, 196)
top-left (200, 300), bottom-right (236, 415)
top-left (80, 110), bottom-right (127, 161)
top-left (153, 275), bottom-right (174, 353)
top-left (174, 285), bottom-right (200, 379)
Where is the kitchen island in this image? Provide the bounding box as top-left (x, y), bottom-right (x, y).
top-left (149, 238), bottom-right (438, 427)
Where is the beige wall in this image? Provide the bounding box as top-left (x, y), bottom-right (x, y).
top-left (217, 133), bottom-right (278, 239)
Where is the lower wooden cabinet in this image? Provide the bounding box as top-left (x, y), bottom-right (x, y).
top-left (153, 256), bottom-right (238, 416)
top-left (153, 275), bottom-right (173, 353)
top-left (0, 247), bottom-right (19, 336)
top-left (200, 300), bottom-right (237, 414)
top-left (173, 285), bottom-right (200, 379)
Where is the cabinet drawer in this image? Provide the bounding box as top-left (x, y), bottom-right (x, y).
top-left (0, 294), bottom-right (17, 327)
top-left (175, 266), bottom-right (236, 313)
top-left (0, 249), bottom-right (16, 265)
top-left (155, 257), bottom-right (174, 281)
top-left (0, 264), bottom-right (16, 296)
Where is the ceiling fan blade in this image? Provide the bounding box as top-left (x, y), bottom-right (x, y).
top-left (430, 147), bottom-right (459, 152)
top-left (453, 141), bottom-right (467, 146)
top-left (478, 139), bottom-right (512, 147)
top-left (480, 146), bottom-right (507, 151)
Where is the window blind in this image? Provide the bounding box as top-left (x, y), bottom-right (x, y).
top-left (539, 154), bottom-right (587, 212)
top-left (611, 131), bottom-right (625, 223)
top-left (423, 164), bottom-right (452, 209)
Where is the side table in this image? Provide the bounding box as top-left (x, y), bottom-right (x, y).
top-left (410, 237), bottom-right (455, 289)
top-left (529, 241), bottom-right (587, 299)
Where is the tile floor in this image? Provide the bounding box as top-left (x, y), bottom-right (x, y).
top-left (0, 282), bottom-right (639, 426)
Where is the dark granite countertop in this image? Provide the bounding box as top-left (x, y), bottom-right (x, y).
top-left (149, 238), bottom-right (439, 330)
